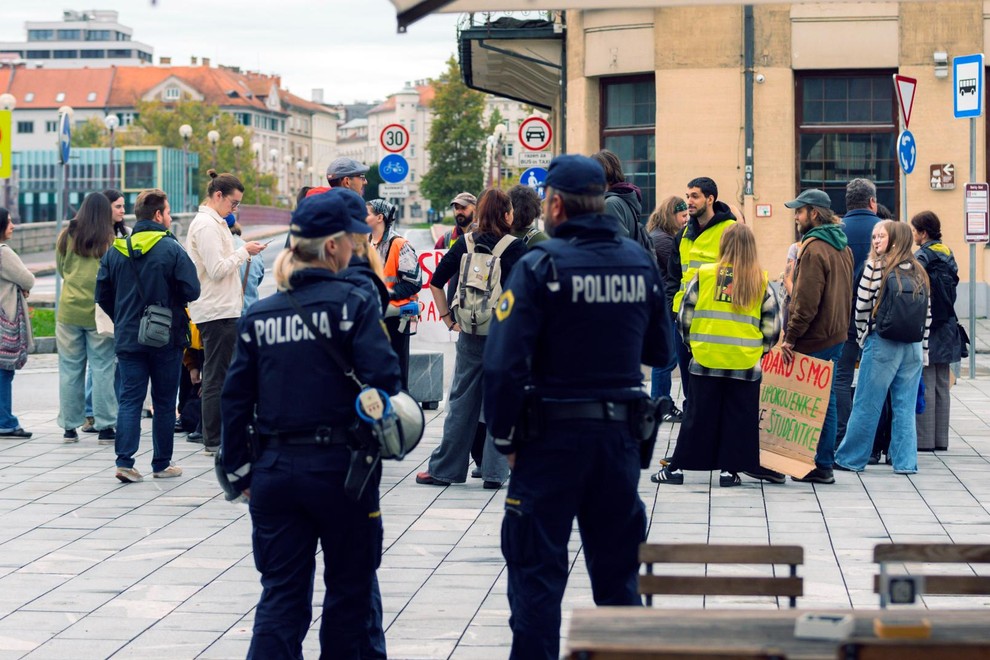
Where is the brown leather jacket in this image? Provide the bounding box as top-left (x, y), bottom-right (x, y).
top-left (785, 236), bottom-right (854, 354)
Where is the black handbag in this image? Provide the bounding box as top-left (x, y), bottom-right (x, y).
top-left (125, 236), bottom-right (172, 348)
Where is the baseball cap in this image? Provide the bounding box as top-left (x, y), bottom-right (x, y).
top-left (289, 188), bottom-right (371, 238)
top-left (544, 155), bottom-right (606, 195)
top-left (326, 157), bottom-right (369, 179)
top-left (784, 189), bottom-right (832, 209)
top-left (449, 192), bottom-right (477, 208)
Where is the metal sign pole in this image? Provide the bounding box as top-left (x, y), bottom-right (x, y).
top-left (970, 117), bottom-right (977, 379)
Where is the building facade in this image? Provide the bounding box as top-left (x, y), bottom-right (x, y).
top-left (0, 10), bottom-right (153, 68)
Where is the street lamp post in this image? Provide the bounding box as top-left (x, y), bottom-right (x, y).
top-left (269, 149), bottom-right (279, 200)
top-left (232, 135), bottom-right (244, 175)
top-left (0, 93), bottom-right (15, 212)
top-left (103, 114), bottom-right (119, 190)
top-left (179, 124), bottom-right (192, 212)
top-left (295, 160), bottom-right (304, 197)
top-left (207, 130), bottom-right (220, 170)
top-left (492, 123), bottom-right (507, 189)
top-left (251, 142), bottom-right (262, 204)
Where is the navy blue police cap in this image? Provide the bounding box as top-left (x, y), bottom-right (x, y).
top-left (544, 155), bottom-right (607, 195)
top-left (289, 187), bottom-right (371, 238)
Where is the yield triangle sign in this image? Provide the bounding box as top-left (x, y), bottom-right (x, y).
top-left (894, 74), bottom-right (917, 128)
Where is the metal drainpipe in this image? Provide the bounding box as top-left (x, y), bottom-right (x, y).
top-left (744, 5), bottom-right (755, 197)
top-left (560, 10), bottom-right (568, 155)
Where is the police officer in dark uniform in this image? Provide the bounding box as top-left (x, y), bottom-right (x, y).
top-left (483, 155), bottom-right (674, 659)
top-left (221, 188), bottom-right (401, 659)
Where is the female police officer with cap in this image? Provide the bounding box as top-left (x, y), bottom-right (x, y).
top-left (221, 187), bottom-right (401, 659)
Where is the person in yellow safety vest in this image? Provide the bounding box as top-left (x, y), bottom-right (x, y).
top-left (367, 198), bottom-right (422, 389)
top-left (663, 178), bottom-right (737, 421)
top-left (652, 223), bottom-right (783, 487)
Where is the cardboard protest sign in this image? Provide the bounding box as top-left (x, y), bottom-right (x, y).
top-left (416, 249), bottom-right (457, 343)
top-left (758, 346), bottom-right (833, 478)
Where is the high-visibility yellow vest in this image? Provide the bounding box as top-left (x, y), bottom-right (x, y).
top-left (690, 263), bottom-right (767, 370)
top-left (672, 219), bottom-right (736, 313)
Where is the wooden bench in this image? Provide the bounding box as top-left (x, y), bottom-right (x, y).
top-left (639, 544), bottom-right (803, 608)
top-left (840, 639), bottom-right (990, 660)
top-left (872, 543), bottom-right (990, 607)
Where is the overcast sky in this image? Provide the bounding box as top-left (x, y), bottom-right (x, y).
top-left (0, 0), bottom-right (462, 104)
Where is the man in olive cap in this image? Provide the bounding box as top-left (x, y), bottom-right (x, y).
top-left (782, 188), bottom-right (854, 485)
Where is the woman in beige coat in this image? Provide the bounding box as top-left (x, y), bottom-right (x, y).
top-left (0, 208), bottom-right (35, 438)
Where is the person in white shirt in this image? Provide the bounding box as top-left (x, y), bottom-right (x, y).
top-left (185, 170), bottom-right (265, 454)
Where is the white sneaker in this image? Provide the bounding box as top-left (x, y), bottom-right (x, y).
top-left (115, 467), bottom-right (143, 483)
top-left (153, 464), bottom-right (183, 479)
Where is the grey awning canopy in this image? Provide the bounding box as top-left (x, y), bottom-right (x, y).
top-left (459, 17), bottom-right (563, 111)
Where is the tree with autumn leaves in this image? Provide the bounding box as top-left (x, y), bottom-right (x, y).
top-left (72, 99), bottom-right (279, 206)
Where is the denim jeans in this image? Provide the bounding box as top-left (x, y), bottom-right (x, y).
top-left (115, 349), bottom-right (183, 472)
top-left (56, 322), bottom-right (117, 430)
top-left (428, 332), bottom-right (509, 483)
top-left (833, 338), bottom-right (860, 444)
top-left (650, 318), bottom-right (678, 400)
top-left (835, 334), bottom-right (923, 472)
top-left (0, 369), bottom-right (19, 431)
top-left (805, 343), bottom-right (844, 469)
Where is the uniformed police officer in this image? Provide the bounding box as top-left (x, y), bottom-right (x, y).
top-left (483, 155), bottom-right (675, 659)
top-left (221, 188), bottom-right (401, 659)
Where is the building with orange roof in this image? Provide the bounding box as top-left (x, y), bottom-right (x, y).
top-left (278, 89), bottom-right (339, 191)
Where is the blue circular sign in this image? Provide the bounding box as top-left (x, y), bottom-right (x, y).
top-left (58, 111), bottom-right (71, 165)
top-left (520, 167), bottom-right (548, 199)
top-left (379, 154), bottom-right (408, 184)
top-left (898, 130), bottom-right (916, 175)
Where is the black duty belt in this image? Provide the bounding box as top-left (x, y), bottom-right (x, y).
top-left (541, 401), bottom-right (630, 422)
top-left (263, 426), bottom-right (350, 447)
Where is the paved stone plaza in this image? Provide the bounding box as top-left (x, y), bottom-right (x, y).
top-left (0, 343), bottom-right (988, 659)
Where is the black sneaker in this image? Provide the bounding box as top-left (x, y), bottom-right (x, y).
top-left (187, 431), bottom-right (204, 444)
top-left (650, 466), bottom-right (683, 485)
top-left (470, 467), bottom-right (482, 479)
top-left (868, 451), bottom-right (881, 465)
top-left (663, 406), bottom-right (684, 423)
top-left (743, 467), bottom-right (786, 484)
top-left (63, 429), bottom-right (79, 444)
top-left (97, 428), bottom-right (115, 446)
top-left (719, 472), bottom-right (742, 487)
top-left (791, 467), bottom-right (835, 484)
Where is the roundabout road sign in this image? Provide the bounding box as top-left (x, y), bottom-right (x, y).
top-left (380, 123), bottom-right (410, 153)
top-left (898, 130), bottom-right (916, 175)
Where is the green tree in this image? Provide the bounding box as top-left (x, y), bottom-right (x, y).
top-left (420, 57), bottom-right (487, 215)
top-left (73, 100), bottom-right (279, 206)
top-left (366, 162), bottom-right (382, 200)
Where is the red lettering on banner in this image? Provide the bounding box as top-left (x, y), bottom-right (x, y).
top-left (761, 348), bottom-right (794, 378)
top-left (420, 300), bottom-right (439, 322)
top-left (418, 250), bottom-right (446, 290)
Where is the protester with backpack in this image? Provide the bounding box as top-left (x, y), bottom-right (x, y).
top-left (591, 149), bottom-right (656, 256)
top-left (416, 188), bottom-right (525, 489)
top-left (834, 221), bottom-right (930, 474)
top-left (911, 211), bottom-right (960, 451)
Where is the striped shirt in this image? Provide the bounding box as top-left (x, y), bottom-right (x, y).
top-left (679, 273), bottom-right (781, 382)
top-left (854, 258), bottom-right (931, 357)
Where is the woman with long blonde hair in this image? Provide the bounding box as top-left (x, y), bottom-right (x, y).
top-left (835, 220), bottom-right (930, 474)
top-left (652, 223), bottom-right (782, 486)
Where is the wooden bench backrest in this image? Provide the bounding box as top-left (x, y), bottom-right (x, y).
top-left (872, 543), bottom-right (990, 597)
top-left (638, 544), bottom-right (804, 608)
top-left (840, 640), bottom-right (990, 660)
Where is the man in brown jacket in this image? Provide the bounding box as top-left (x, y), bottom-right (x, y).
top-left (781, 189), bottom-right (854, 484)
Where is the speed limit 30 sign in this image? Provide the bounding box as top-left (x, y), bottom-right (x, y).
top-left (380, 124), bottom-right (410, 153)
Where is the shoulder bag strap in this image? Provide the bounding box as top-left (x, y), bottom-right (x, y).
top-left (284, 290), bottom-right (367, 391)
top-left (125, 236), bottom-right (150, 308)
top-left (492, 234), bottom-right (517, 258)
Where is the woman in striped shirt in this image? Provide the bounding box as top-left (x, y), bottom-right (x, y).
top-left (834, 220), bottom-right (930, 475)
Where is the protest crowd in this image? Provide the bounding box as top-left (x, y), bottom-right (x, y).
top-left (0, 150), bottom-right (965, 659)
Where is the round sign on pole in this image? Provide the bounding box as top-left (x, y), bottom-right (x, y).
top-left (520, 167), bottom-right (548, 199)
top-left (380, 123), bottom-right (410, 153)
top-left (58, 111), bottom-right (71, 165)
top-left (380, 154), bottom-right (409, 184)
top-left (518, 116), bottom-right (552, 151)
top-left (898, 130), bottom-right (916, 175)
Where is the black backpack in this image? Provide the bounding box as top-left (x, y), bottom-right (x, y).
top-left (873, 264), bottom-right (928, 343)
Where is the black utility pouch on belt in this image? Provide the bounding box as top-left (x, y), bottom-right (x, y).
top-left (513, 389), bottom-right (542, 445)
top-left (629, 397), bottom-right (663, 469)
top-left (344, 421), bottom-right (380, 502)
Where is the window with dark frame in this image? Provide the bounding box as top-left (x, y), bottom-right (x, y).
top-left (796, 72), bottom-right (898, 217)
top-left (600, 75), bottom-right (656, 223)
